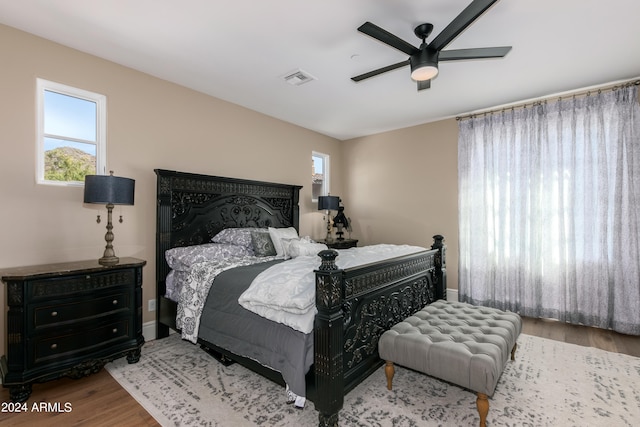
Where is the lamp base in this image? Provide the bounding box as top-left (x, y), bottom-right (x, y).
top-left (324, 212), bottom-right (333, 243)
top-left (99, 255), bottom-right (119, 266)
top-left (98, 203), bottom-right (119, 266)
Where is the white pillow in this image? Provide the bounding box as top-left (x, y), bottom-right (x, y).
top-left (287, 240), bottom-right (328, 258)
top-left (268, 227), bottom-right (299, 257)
top-left (281, 238), bottom-right (298, 260)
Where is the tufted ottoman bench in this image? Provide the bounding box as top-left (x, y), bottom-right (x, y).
top-left (378, 300), bottom-right (522, 427)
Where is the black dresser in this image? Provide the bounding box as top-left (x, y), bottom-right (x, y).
top-left (0, 257), bottom-right (146, 402)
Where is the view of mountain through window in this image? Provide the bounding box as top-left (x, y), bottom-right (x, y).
top-left (37, 79), bottom-right (105, 185)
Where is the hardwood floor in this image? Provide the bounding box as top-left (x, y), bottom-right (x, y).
top-left (521, 316), bottom-right (640, 357)
top-left (2, 318), bottom-right (638, 426)
top-left (0, 369), bottom-right (159, 427)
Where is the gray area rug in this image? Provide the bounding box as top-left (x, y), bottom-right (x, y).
top-left (106, 333), bottom-right (640, 426)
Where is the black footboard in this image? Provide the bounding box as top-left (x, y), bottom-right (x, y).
top-left (313, 235), bottom-right (446, 426)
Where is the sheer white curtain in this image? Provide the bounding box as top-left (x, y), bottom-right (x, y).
top-left (458, 85), bottom-right (640, 335)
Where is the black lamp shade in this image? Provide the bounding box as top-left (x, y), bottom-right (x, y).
top-left (84, 174), bottom-right (135, 205)
top-left (318, 195), bottom-right (340, 211)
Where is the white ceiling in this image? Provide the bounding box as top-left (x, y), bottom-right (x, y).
top-left (2, 0), bottom-right (640, 140)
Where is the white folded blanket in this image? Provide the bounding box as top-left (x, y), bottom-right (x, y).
top-left (238, 244), bottom-right (426, 333)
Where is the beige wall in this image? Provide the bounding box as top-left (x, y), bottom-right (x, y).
top-left (342, 119), bottom-right (459, 291)
top-left (0, 23), bottom-right (460, 351)
top-left (0, 24), bottom-right (343, 349)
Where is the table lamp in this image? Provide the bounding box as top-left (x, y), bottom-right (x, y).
top-left (84, 171), bottom-right (135, 266)
top-left (318, 195), bottom-right (340, 243)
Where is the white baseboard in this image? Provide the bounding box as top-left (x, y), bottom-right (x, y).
top-left (447, 288), bottom-right (459, 302)
top-left (143, 321), bottom-right (156, 342)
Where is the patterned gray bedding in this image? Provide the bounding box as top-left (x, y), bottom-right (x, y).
top-left (162, 227), bottom-right (317, 401)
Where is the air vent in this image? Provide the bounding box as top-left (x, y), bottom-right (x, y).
top-left (282, 69), bottom-right (317, 86)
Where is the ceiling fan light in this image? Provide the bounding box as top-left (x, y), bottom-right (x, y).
top-left (411, 65), bottom-right (439, 81)
top-left (410, 48), bottom-right (439, 82)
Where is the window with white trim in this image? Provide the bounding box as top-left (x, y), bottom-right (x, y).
top-left (36, 79), bottom-right (106, 186)
top-left (312, 151), bottom-right (330, 201)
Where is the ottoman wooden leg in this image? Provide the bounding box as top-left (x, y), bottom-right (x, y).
top-left (384, 361), bottom-right (395, 390)
top-left (476, 393), bottom-right (489, 427)
top-left (511, 342), bottom-right (518, 361)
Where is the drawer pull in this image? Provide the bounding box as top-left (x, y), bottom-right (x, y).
top-left (51, 311), bottom-right (58, 317)
top-left (51, 343), bottom-right (58, 350)
top-left (112, 299), bottom-right (118, 305)
top-left (112, 328), bottom-right (118, 334)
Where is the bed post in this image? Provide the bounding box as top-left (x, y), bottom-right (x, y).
top-left (314, 249), bottom-right (344, 427)
top-left (155, 170), bottom-right (172, 339)
top-left (431, 234), bottom-right (447, 301)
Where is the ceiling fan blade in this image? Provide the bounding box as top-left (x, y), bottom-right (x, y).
top-left (417, 80), bottom-right (431, 91)
top-left (429, 0), bottom-right (499, 51)
top-left (439, 46), bottom-right (511, 61)
top-left (357, 22), bottom-right (419, 55)
top-left (351, 60), bottom-right (410, 82)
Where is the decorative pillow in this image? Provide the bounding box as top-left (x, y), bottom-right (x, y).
top-left (211, 228), bottom-right (267, 251)
top-left (287, 240), bottom-right (328, 258)
top-left (165, 243), bottom-right (251, 271)
top-left (268, 227), bottom-right (299, 257)
top-left (250, 230), bottom-right (277, 257)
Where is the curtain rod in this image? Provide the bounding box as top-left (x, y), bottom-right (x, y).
top-left (456, 78), bottom-right (640, 121)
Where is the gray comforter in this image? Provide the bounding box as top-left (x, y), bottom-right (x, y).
top-left (197, 260), bottom-right (314, 398)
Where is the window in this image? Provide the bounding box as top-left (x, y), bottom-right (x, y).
top-left (457, 86), bottom-right (640, 334)
top-left (36, 79), bottom-right (106, 186)
top-left (312, 151), bottom-right (330, 201)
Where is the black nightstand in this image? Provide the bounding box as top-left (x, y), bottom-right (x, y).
top-left (0, 257), bottom-right (146, 402)
top-left (320, 239), bottom-right (358, 249)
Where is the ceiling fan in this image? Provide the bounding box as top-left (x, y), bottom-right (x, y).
top-left (351, 0), bottom-right (512, 91)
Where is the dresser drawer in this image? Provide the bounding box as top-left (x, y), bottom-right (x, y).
top-left (30, 317), bottom-right (132, 367)
top-left (28, 268), bottom-right (136, 300)
top-left (31, 291), bottom-right (131, 328)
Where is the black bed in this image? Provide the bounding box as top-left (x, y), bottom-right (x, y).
top-left (155, 169), bottom-right (446, 426)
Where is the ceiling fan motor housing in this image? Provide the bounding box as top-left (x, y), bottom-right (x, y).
top-left (410, 48), bottom-right (439, 81)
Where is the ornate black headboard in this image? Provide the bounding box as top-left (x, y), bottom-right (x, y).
top-left (155, 169), bottom-right (302, 292)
